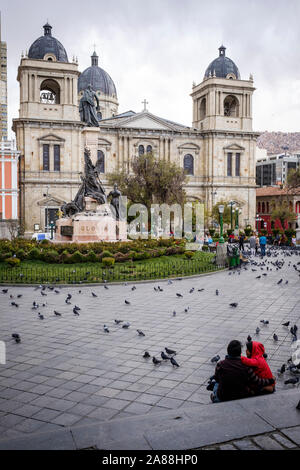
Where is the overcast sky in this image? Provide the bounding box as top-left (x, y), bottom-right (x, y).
top-left (2, 0), bottom-right (300, 138)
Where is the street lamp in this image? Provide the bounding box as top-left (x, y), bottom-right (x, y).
top-left (218, 205), bottom-right (225, 244)
top-left (228, 201), bottom-right (236, 230)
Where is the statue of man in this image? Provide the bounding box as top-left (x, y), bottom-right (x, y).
top-left (108, 183), bottom-right (122, 220)
top-left (79, 84), bottom-right (100, 127)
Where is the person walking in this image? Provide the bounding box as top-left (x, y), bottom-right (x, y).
top-left (249, 233), bottom-right (256, 256)
top-left (239, 233), bottom-right (245, 251)
top-left (259, 234), bottom-right (267, 257)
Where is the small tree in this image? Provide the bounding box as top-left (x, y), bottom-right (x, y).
top-left (6, 220), bottom-right (21, 240)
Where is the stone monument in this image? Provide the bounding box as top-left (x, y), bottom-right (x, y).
top-left (55, 148), bottom-right (127, 243)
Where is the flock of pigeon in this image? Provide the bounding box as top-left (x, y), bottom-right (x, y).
top-left (1, 246), bottom-right (300, 411)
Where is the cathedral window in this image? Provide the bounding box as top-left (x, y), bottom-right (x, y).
top-left (227, 153), bottom-right (232, 176)
top-left (146, 145), bottom-right (152, 154)
top-left (224, 95), bottom-right (239, 117)
top-left (96, 150), bottom-right (105, 173)
top-left (235, 153), bottom-right (240, 176)
top-left (40, 79), bottom-right (60, 104)
top-left (200, 97), bottom-right (206, 120)
top-left (54, 145), bottom-right (60, 172)
top-left (43, 144), bottom-right (50, 171)
top-left (184, 154), bottom-right (194, 175)
top-left (138, 145), bottom-right (145, 156)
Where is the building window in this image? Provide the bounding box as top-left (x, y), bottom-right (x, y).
top-left (227, 153), bottom-right (232, 176)
top-left (146, 145), bottom-right (152, 154)
top-left (138, 145), bottom-right (144, 156)
top-left (262, 202), bottom-right (265, 213)
top-left (43, 144), bottom-right (50, 171)
top-left (183, 154), bottom-right (194, 175)
top-left (200, 97), bottom-right (206, 120)
top-left (258, 202), bottom-right (261, 213)
top-left (40, 79), bottom-right (60, 104)
top-left (54, 145), bottom-right (60, 171)
top-left (235, 153), bottom-right (240, 176)
top-left (224, 95), bottom-right (239, 117)
top-left (96, 150), bottom-right (105, 173)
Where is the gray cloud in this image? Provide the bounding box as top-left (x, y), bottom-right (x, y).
top-left (2, 0), bottom-right (300, 137)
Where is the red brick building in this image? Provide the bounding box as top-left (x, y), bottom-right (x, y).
top-left (0, 140), bottom-right (20, 225)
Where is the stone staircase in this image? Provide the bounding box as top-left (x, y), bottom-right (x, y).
top-left (0, 388), bottom-right (299, 450)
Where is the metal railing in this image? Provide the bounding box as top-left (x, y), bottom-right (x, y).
top-left (0, 258), bottom-right (225, 284)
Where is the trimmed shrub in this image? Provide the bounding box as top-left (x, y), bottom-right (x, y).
top-left (28, 247), bottom-right (41, 260)
top-left (209, 229), bottom-right (215, 237)
top-left (99, 250), bottom-right (114, 260)
top-left (45, 250), bottom-right (60, 264)
top-left (16, 249), bottom-right (26, 260)
top-left (202, 245), bottom-right (209, 251)
top-left (0, 251), bottom-right (13, 262)
top-left (70, 250), bottom-right (85, 263)
top-left (102, 257), bottom-right (115, 267)
top-left (86, 250), bottom-right (98, 263)
top-left (39, 239), bottom-right (51, 247)
top-left (184, 251), bottom-right (194, 259)
top-left (6, 257), bottom-right (21, 267)
top-left (244, 226), bottom-right (252, 236)
top-left (60, 250), bottom-right (71, 264)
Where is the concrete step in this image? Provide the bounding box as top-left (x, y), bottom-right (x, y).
top-left (0, 388), bottom-right (299, 450)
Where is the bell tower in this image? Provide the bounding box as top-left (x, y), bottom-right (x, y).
top-left (191, 45), bottom-right (255, 132)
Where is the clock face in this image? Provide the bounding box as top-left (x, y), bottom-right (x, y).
top-left (40, 90), bottom-right (56, 104)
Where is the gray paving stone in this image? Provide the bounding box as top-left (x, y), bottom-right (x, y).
top-left (253, 435), bottom-right (285, 450)
top-left (219, 444), bottom-right (238, 450)
top-left (281, 426), bottom-right (300, 446)
top-left (0, 428), bottom-right (76, 450)
top-left (272, 432), bottom-right (297, 449)
top-left (233, 438), bottom-right (261, 450)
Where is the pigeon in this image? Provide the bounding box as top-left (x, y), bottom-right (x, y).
top-left (14, 336), bottom-right (21, 343)
top-left (54, 289), bottom-right (60, 294)
top-left (73, 309), bottom-right (80, 316)
top-left (143, 351), bottom-right (150, 359)
top-left (285, 281), bottom-right (289, 285)
top-left (114, 319), bottom-right (123, 324)
top-left (92, 292), bottom-right (97, 297)
top-left (41, 291), bottom-right (47, 296)
top-left (198, 288), bottom-right (204, 292)
top-left (273, 334), bottom-right (278, 342)
top-left (184, 307), bottom-right (189, 313)
top-left (173, 310), bottom-right (176, 317)
top-left (296, 400), bottom-right (300, 410)
top-left (294, 325), bottom-right (298, 333)
top-left (38, 313), bottom-right (44, 320)
top-left (165, 347), bottom-right (176, 355)
top-left (12, 333), bottom-right (20, 339)
top-left (284, 377), bottom-right (299, 385)
top-left (189, 288), bottom-right (194, 293)
top-left (17, 294), bottom-right (22, 298)
top-left (65, 299), bottom-right (71, 305)
top-left (152, 357), bottom-right (162, 365)
top-left (211, 355), bottom-right (220, 363)
top-left (277, 279), bottom-right (283, 285)
top-left (278, 364), bottom-right (286, 374)
top-left (54, 311), bottom-right (62, 316)
top-left (256, 327), bottom-right (260, 335)
top-left (104, 285), bottom-right (109, 290)
top-left (122, 322), bottom-right (130, 328)
top-left (137, 329), bottom-right (145, 336)
top-left (2, 289), bottom-right (8, 293)
top-left (256, 275), bottom-right (261, 279)
top-left (247, 335), bottom-right (252, 342)
top-left (176, 293), bottom-right (183, 298)
top-left (282, 321), bottom-right (290, 327)
top-left (11, 302), bottom-right (19, 307)
top-left (125, 300), bottom-right (130, 305)
top-left (170, 357), bottom-right (180, 368)
top-left (230, 303), bottom-right (238, 308)
top-left (260, 320), bottom-right (269, 325)
top-left (74, 305), bottom-right (81, 311)
top-left (131, 286), bottom-right (136, 291)
top-left (161, 351), bottom-right (170, 360)
top-left (103, 325), bottom-right (109, 333)
top-left (216, 289), bottom-right (219, 296)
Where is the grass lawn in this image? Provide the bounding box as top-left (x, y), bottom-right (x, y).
top-left (0, 251), bottom-right (220, 284)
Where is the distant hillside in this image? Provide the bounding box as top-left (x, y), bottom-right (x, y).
top-left (257, 131), bottom-right (300, 155)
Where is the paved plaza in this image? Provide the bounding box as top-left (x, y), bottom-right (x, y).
top-left (0, 249), bottom-right (299, 448)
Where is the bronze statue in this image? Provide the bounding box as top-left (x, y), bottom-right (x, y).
top-left (108, 183), bottom-right (122, 220)
top-left (61, 147), bottom-right (106, 218)
top-left (79, 84), bottom-right (100, 127)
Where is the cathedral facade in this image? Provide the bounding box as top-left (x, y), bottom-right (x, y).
top-left (12, 23), bottom-right (259, 235)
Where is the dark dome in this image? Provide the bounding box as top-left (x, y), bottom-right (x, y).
top-left (78, 52), bottom-right (117, 97)
top-left (28, 23), bottom-right (68, 63)
top-left (204, 46), bottom-right (240, 80)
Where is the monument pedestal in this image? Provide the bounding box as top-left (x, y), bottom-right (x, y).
top-left (55, 199), bottom-right (127, 243)
top-left (216, 242), bottom-right (228, 267)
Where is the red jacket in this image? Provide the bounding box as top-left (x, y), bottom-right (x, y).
top-left (241, 341), bottom-right (274, 380)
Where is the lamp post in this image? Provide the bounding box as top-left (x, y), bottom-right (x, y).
top-left (235, 207), bottom-right (239, 230)
top-left (50, 221), bottom-right (55, 240)
top-left (218, 205), bottom-right (225, 244)
top-left (228, 201), bottom-right (236, 231)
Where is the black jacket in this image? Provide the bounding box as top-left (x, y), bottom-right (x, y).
top-left (215, 356), bottom-right (273, 402)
